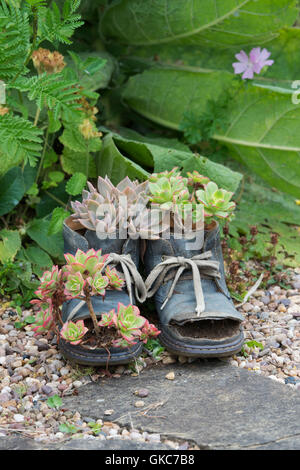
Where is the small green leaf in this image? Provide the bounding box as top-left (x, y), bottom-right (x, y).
top-left (66, 172), bottom-right (87, 196)
top-left (48, 208), bottom-right (70, 236)
top-left (59, 422), bottom-right (79, 434)
top-left (0, 230), bottom-right (21, 263)
top-left (25, 316), bottom-right (36, 324)
top-left (47, 395), bottom-right (63, 409)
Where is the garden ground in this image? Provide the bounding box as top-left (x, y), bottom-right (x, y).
top-left (0, 268), bottom-right (299, 450)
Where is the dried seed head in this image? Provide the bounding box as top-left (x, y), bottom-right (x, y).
top-left (32, 48), bottom-right (66, 75)
top-left (250, 225), bottom-right (258, 237)
top-left (270, 233), bottom-right (279, 245)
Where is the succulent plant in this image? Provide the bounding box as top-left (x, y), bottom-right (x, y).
top-left (187, 171), bottom-right (210, 187)
top-left (149, 167), bottom-right (180, 182)
top-left (31, 304), bottom-right (54, 335)
top-left (98, 310), bottom-right (116, 328)
top-left (64, 249), bottom-right (109, 277)
top-left (35, 266), bottom-right (64, 299)
top-left (105, 266), bottom-right (124, 290)
top-left (140, 320), bottom-right (160, 344)
top-left (196, 182), bottom-right (236, 220)
top-left (71, 176), bottom-right (163, 239)
top-left (64, 271), bottom-right (85, 299)
top-left (87, 272), bottom-right (109, 296)
top-left (60, 320), bottom-right (89, 345)
top-left (115, 303), bottom-right (146, 343)
top-left (149, 176), bottom-right (189, 210)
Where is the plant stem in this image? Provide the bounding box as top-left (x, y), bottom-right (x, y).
top-left (34, 107), bottom-right (41, 127)
top-left (85, 292), bottom-right (100, 335)
top-left (44, 190), bottom-right (68, 209)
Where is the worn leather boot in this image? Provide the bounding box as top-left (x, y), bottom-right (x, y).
top-left (144, 221), bottom-right (244, 357)
top-left (60, 217), bottom-right (147, 366)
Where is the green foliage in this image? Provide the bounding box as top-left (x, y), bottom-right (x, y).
top-left (0, 260), bottom-right (37, 308)
top-left (101, 0), bottom-right (297, 47)
top-left (47, 394), bottom-right (63, 409)
top-left (13, 74), bottom-right (82, 121)
top-left (59, 422), bottom-right (79, 434)
top-left (144, 338), bottom-right (165, 361)
top-left (0, 0), bottom-right (30, 80)
top-left (87, 422), bottom-right (102, 436)
top-left (0, 115), bottom-right (43, 171)
top-left (38, 0), bottom-right (84, 45)
top-left (66, 172), bottom-right (87, 196)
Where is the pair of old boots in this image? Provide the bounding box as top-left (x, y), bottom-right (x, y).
top-left (61, 217), bottom-right (244, 366)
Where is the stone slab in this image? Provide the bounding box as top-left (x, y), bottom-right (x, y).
top-left (62, 360), bottom-right (300, 450)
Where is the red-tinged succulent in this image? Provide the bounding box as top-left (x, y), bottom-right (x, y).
top-left (98, 310), bottom-right (116, 328)
top-left (64, 272), bottom-right (85, 299)
top-left (60, 320), bottom-right (89, 345)
top-left (64, 249), bottom-right (109, 277)
top-left (35, 266), bottom-right (64, 299)
top-left (31, 304), bottom-right (55, 335)
top-left (149, 167), bottom-right (180, 183)
top-left (105, 266), bottom-right (124, 290)
top-left (114, 303), bottom-right (146, 344)
top-left (140, 320), bottom-right (161, 344)
top-left (88, 272), bottom-right (109, 296)
top-left (187, 171), bottom-right (210, 187)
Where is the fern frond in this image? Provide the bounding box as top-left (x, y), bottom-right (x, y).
top-left (38, 0), bottom-right (84, 45)
top-left (25, 0), bottom-right (47, 8)
top-left (12, 74), bottom-right (83, 120)
top-left (0, 114), bottom-right (43, 169)
top-left (0, 0), bottom-right (31, 80)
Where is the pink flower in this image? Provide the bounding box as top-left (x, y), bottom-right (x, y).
top-left (232, 47), bottom-right (274, 79)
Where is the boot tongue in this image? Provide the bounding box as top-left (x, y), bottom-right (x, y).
top-left (169, 230), bottom-right (204, 258)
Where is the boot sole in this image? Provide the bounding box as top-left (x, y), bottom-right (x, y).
top-left (159, 325), bottom-right (244, 358)
top-left (59, 338), bottom-right (143, 367)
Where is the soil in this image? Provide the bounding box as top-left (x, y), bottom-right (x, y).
top-left (79, 319), bottom-right (121, 350)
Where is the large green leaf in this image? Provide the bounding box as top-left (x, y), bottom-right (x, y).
top-left (101, 0), bottom-right (297, 47)
top-left (64, 51), bottom-right (115, 91)
top-left (123, 68), bottom-right (234, 130)
top-left (103, 128), bottom-right (242, 193)
top-left (0, 167), bottom-right (26, 216)
top-left (95, 134), bottom-right (150, 185)
top-left (118, 27), bottom-right (300, 83)
top-left (61, 147), bottom-right (97, 177)
top-left (27, 218), bottom-right (64, 260)
top-left (123, 68), bottom-right (300, 197)
top-left (213, 86), bottom-right (300, 197)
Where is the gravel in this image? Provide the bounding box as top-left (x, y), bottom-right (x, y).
top-left (0, 267), bottom-right (299, 447)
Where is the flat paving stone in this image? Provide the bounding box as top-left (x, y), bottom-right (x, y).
top-left (0, 437), bottom-right (172, 451)
top-left (62, 360), bottom-right (300, 450)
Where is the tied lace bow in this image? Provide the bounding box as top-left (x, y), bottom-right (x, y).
top-left (145, 251), bottom-right (221, 316)
top-left (102, 253), bottom-right (147, 304)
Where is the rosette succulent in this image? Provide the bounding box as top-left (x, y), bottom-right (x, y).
top-left (105, 267), bottom-right (124, 290)
top-left (114, 304), bottom-right (146, 344)
top-left (149, 175), bottom-right (189, 210)
top-left (87, 272), bottom-right (109, 296)
top-left (196, 182), bottom-right (236, 220)
top-left (187, 171), bottom-right (210, 187)
top-left (35, 266), bottom-right (64, 299)
top-left (140, 320), bottom-right (160, 344)
top-left (64, 271), bottom-right (85, 298)
top-left (64, 249), bottom-right (109, 277)
top-left (31, 304), bottom-right (54, 335)
top-left (60, 320), bottom-right (89, 346)
top-left (71, 175), bottom-right (163, 239)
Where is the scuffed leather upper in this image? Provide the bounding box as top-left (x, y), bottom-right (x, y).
top-left (144, 224), bottom-right (244, 325)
